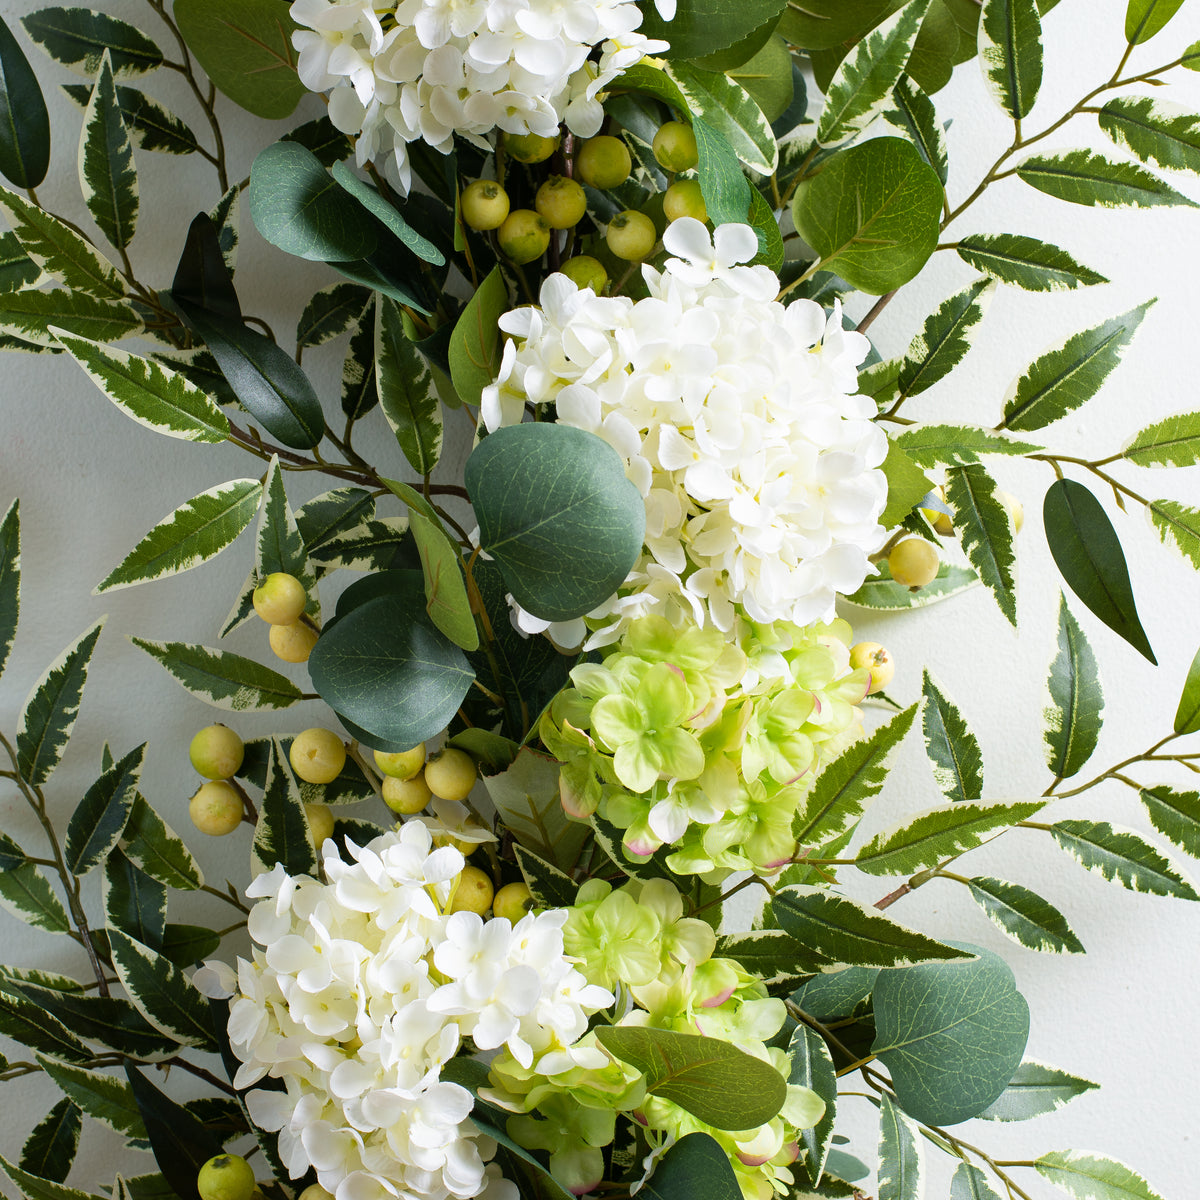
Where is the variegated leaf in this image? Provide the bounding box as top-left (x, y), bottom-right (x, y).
top-left (63, 742), bottom-right (144, 874)
top-left (0, 499), bottom-right (19, 682)
top-left (131, 637), bottom-right (305, 711)
top-left (1147, 498), bottom-right (1200, 569)
top-left (256, 457), bottom-right (318, 620)
top-left (0, 290), bottom-right (139, 345)
top-left (19, 1097), bottom-right (79, 1184)
top-left (96, 479), bottom-right (261, 592)
top-left (376, 295), bottom-right (442, 476)
top-left (0, 232), bottom-right (43, 293)
top-left (978, 1059), bottom-right (1098, 1121)
top-left (1035, 1150), bottom-right (1167, 1200)
top-left (37, 1056), bottom-right (147, 1141)
top-left (16, 617), bottom-right (105, 786)
top-left (1050, 820), bottom-right (1198, 899)
top-left (78, 52), bottom-right (138, 250)
top-left (978, 0), bottom-right (1043, 120)
top-left (877, 1092), bottom-right (923, 1200)
top-left (297, 282), bottom-right (371, 349)
top-left (61, 83), bottom-right (198, 155)
top-left (0, 863), bottom-right (71, 934)
top-left (308, 517), bottom-right (410, 573)
top-left (21, 7), bottom-right (162, 77)
top-left (922, 670), bottom-right (984, 803)
top-left (120, 795), bottom-right (203, 890)
top-left (295, 487), bottom-right (376, 554)
top-left (0, 1151), bottom-right (95, 1200)
top-left (251, 739), bottom-right (319, 878)
top-left (946, 463), bottom-right (1017, 626)
top-left (210, 186), bottom-right (240, 274)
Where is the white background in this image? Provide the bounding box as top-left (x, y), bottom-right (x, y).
top-left (1, 0), bottom-right (1200, 1195)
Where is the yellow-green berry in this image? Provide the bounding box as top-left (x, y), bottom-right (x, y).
top-left (920, 486), bottom-right (953, 537)
top-left (305, 803), bottom-right (336, 847)
top-left (253, 572), bottom-right (307, 625)
top-left (424, 748), bottom-right (478, 802)
top-left (374, 743), bottom-right (426, 780)
top-left (492, 881), bottom-right (534, 922)
top-left (189, 781), bottom-right (243, 836)
top-left (197, 1156), bottom-right (256, 1200)
top-left (576, 135), bottom-right (631, 189)
top-left (535, 175), bottom-right (588, 229)
top-left (888, 538), bottom-right (940, 589)
top-left (450, 865), bottom-right (495, 914)
top-left (189, 724), bottom-right (244, 780)
top-left (560, 255), bottom-right (607, 293)
top-left (652, 121), bottom-right (699, 173)
top-left (606, 210), bottom-right (656, 261)
top-left (289, 727), bottom-right (346, 784)
top-left (849, 642), bottom-right (895, 695)
top-left (382, 772), bottom-right (432, 814)
top-left (498, 209), bottom-right (551, 265)
top-left (269, 621), bottom-right (318, 664)
top-left (663, 179), bottom-right (707, 224)
top-left (504, 131), bottom-right (560, 163)
top-left (461, 179), bottom-right (511, 231)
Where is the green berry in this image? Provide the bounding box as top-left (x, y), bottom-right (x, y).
top-left (652, 121), bottom-right (699, 173)
top-left (498, 209), bottom-right (551, 264)
top-left (504, 131), bottom-right (559, 163)
top-left (560, 255), bottom-right (608, 293)
top-left (189, 724), bottom-right (244, 780)
top-left (374, 743), bottom-right (426, 780)
top-left (197, 1157), bottom-right (256, 1200)
top-left (492, 881), bottom-right (534, 922)
top-left (424, 748), bottom-right (477, 802)
top-left (252, 572), bottom-right (307, 625)
top-left (189, 781), bottom-right (243, 837)
top-left (606, 210), bottom-right (657, 261)
top-left (289, 728), bottom-right (346, 784)
top-left (663, 179), bottom-right (707, 224)
top-left (535, 175), bottom-right (587, 229)
top-left (461, 179), bottom-right (510, 231)
top-left (888, 538), bottom-right (940, 588)
top-left (576, 135), bottom-right (632, 189)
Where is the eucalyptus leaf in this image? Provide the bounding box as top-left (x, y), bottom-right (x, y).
top-left (1044, 595), bottom-right (1103, 779)
top-left (331, 161), bottom-right (445, 264)
top-left (642, 1133), bottom-right (743, 1200)
top-left (0, 16), bottom-right (50, 188)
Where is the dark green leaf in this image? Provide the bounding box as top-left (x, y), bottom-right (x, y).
top-left (121, 795), bottom-right (204, 891)
top-left (449, 265), bottom-right (507, 408)
top-left (171, 213), bottom-right (239, 320)
top-left (1042, 479), bottom-right (1155, 663)
top-left (693, 116), bottom-right (754, 229)
top-left (956, 233), bottom-right (1108, 291)
top-left (1099, 95), bottom-right (1200, 172)
top-left (1016, 148), bottom-right (1198, 208)
top-left (341, 293), bottom-right (377, 419)
top-left (20, 1099), bottom-right (80, 1185)
top-left (481, 749), bottom-right (588, 871)
top-left (296, 283), bottom-right (370, 349)
top-left (872, 944), bottom-right (1029, 1125)
top-left (0, 16), bottom-right (50, 188)
top-left (65, 743), bottom-right (144, 874)
top-left (0, 831), bottom-right (23, 870)
top-left (788, 1025), bottom-right (836, 1186)
top-left (4, 984), bottom-right (178, 1058)
top-left (0, 499), bottom-right (18, 682)
top-left (790, 966), bottom-right (878, 1023)
top-left (945, 464), bottom-right (1017, 626)
top-left (1001, 301), bottom-right (1154, 432)
top-left (1125, 0), bottom-right (1186, 42)
top-left (79, 53), bottom-right (138, 251)
top-left (103, 848), bottom-right (166, 951)
top-left (877, 1092), bottom-right (923, 1199)
top-left (884, 75), bottom-right (948, 182)
top-left (377, 297), bottom-right (442, 475)
top-left (966, 877), bottom-right (1085, 954)
top-left (161, 924), bottom-right (221, 966)
top-left (921, 671), bottom-right (982, 802)
top-left (897, 278), bottom-right (995, 399)
top-left (62, 83), bottom-right (198, 155)
top-left (791, 136), bottom-right (943, 294)
top-left (593, 1026), bottom-right (787, 1129)
top-left (0, 231), bottom-right (40, 292)
top-left (1050, 819), bottom-right (1198, 899)
top-left (977, 1060), bottom-right (1099, 1121)
top-left (252, 739), bottom-right (319, 878)
top-left (331, 161), bottom-right (445, 265)
top-left (1174, 646), bottom-right (1200, 733)
top-left (37, 1056), bottom-right (147, 1141)
top-left (0, 985), bottom-right (92, 1061)
top-left (283, 116), bottom-right (351, 168)
top-left (131, 637), bottom-right (304, 711)
top-left (638, 0), bottom-right (785, 59)
top-left (512, 844), bottom-right (577, 908)
top-left (1035, 1151), bottom-right (1167, 1200)
top-left (978, 0), bottom-right (1043, 119)
top-left (642, 1134), bottom-right (743, 1200)
top-left (1044, 594), bottom-right (1103, 779)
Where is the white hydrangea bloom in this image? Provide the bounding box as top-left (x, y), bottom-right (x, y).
top-left (480, 219), bottom-right (889, 647)
top-left (289, 0), bottom-right (668, 191)
top-left (195, 823), bottom-right (612, 1200)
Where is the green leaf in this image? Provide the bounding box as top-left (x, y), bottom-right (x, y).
top-left (284, 115), bottom-right (352, 168)
top-left (107, 928), bottom-right (218, 1051)
top-left (20, 1099), bottom-right (80, 1185)
top-left (171, 212), bottom-right (238, 319)
top-left (945, 463), bottom-right (1017, 626)
top-left (593, 1026), bottom-right (787, 1130)
top-left (466, 423), bottom-right (645, 623)
top-left (1042, 478), bottom-right (1156, 663)
top-left (296, 282), bottom-right (370, 349)
top-left (96, 480), bottom-right (259, 592)
top-left (877, 1092), bottom-right (923, 1200)
top-left (919, 671), bottom-right (982, 803)
top-left (642, 1134), bottom-right (743, 1200)
top-left (791, 136), bottom-right (943, 294)
top-left (0, 16), bottom-right (50, 188)
top-left (0, 231), bottom-right (41, 292)
top-left (103, 848), bottom-right (166, 951)
top-left (793, 704), bottom-right (917, 846)
top-left (1099, 95), bottom-right (1200, 173)
top-left (693, 116), bottom-right (754, 229)
top-left (249, 141), bottom-right (376, 262)
top-left (637, 0), bottom-right (786, 59)
top-left (377, 296), bottom-right (442, 475)
top-left (17, 617), bottom-right (104, 786)
top-left (38, 1056), bottom-right (147, 1141)
top-left (845, 559), bottom-right (979, 610)
top-left (772, 884), bottom-right (969, 967)
top-left (383, 480), bottom-right (476, 651)
top-left (895, 425), bottom-right (1041, 469)
top-left (965, 877), bottom-right (1085, 954)
top-left (1001, 301), bottom-right (1154, 432)
top-left (977, 1060), bottom-right (1099, 1120)
top-left (330, 161), bottom-right (445, 265)
top-left (897, 278), bottom-right (995, 400)
top-left (161, 924), bottom-right (221, 967)
top-left (0, 986), bottom-right (92, 1061)
top-left (857, 799), bottom-right (1044, 876)
top-left (79, 53), bottom-right (138, 251)
top-left (713, 929), bottom-right (828, 987)
top-left (1123, 410), bottom-right (1200, 467)
top-left (481, 749), bottom-right (589, 872)
top-left (0, 1152), bottom-right (95, 1200)
top-left (131, 637), bottom-right (304, 711)
top-left (252, 740), bottom-right (319, 878)
top-left (512, 844), bottom-right (576, 908)
top-left (727, 35), bottom-right (794, 126)
top-left (818, 0), bottom-right (933, 147)
top-left (448, 265), bottom-right (507, 409)
top-left (978, 0), bottom-right (1043, 119)
top-left (956, 233), bottom-right (1108, 291)
top-left (0, 499), bottom-right (19, 682)
top-left (880, 440), bottom-right (935, 528)
top-left (2, 984), bottom-right (177, 1059)
top-left (1125, 0), bottom-right (1186, 42)
top-left (1036, 1151), bottom-right (1167, 1200)
top-left (0, 862), bottom-right (71, 934)
top-left (1016, 148), bottom-right (1198, 208)
top-left (0, 288), bottom-right (139, 346)
top-left (173, 0), bottom-right (304, 119)
top-left (0, 830), bottom-right (25, 870)
top-left (307, 573), bottom-right (473, 751)
top-left (1147, 497), bottom-right (1200, 570)
top-left (1050, 819), bottom-right (1198, 899)
top-left (22, 7), bottom-right (160, 76)
top-left (788, 1025), bottom-right (836, 1186)
top-left (952, 1163), bottom-right (1003, 1200)
top-left (340, 293), bottom-right (377, 420)
top-left (62, 83), bottom-right (198, 155)
top-left (255, 457), bottom-right (315, 609)
top-left (873, 944), bottom-right (1029, 1125)
top-left (0, 184), bottom-right (123, 297)
top-left (1173, 652), bottom-right (1200, 745)
top-left (1044, 594), bottom-right (1103, 779)
top-left (120, 795), bottom-right (204, 890)
top-left (884, 75), bottom-right (948, 183)
top-left (64, 743), bottom-right (144, 874)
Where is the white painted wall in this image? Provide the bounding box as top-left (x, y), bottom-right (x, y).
top-left (1, 0), bottom-right (1199, 1195)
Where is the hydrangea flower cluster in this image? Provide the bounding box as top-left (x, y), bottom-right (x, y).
top-left (194, 823), bottom-right (611, 1200)
top-left (289, 0), bottom-right (667, 191)
top-left (485, 879), bottom-right (825, 1200)
top-left (482, 219), bottom-right (890, 648)
top-left (539, 613), bottom-right (869, 876)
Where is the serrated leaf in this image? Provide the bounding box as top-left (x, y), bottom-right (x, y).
top-left (1125, 0), bottom-right (1186, 43)
top-left (22, 7), bottom-right (161, 76)
top-left (20, 1099), bottom-right (80, 1185)
top-left (788, 1025), bottom-right (836, 1186)
top-left (38, 1056), bottom-right (147, 1141)
top-left (17, 617), bottom-right (104, 786)
top-left (1044, 595), bottom-right (1103, 779)
top-left (0, 16), bottom-right (50, 188)
top-left (713, 929), bottom-right (828, 986)
top-left (877, 1092), bottom-right (923, 1200)
top-left (880, 440), bottom-right (935, 528)
top-left (0, 986), bottom-right (92, 1061)
top-left (845, 559), bottom-right (979, 609)
top-left (1123, 411), bottom-right (1200, 467)
top-left (978, 0), bottom-right (1043, 119)
top-left (103, 848), bottom-right (166, 950)
top-left (0, 184), bottom-right (123, 297)
top-left (120, 795), bottom-right (203, 890)
top-left (252, 739), bottom-right (319, 878)
top-left (108, 928), bottom-right (218, 1051)
top-left (793, 704), bottom-right (918, 846)
top-left (0, 1152), bottom-right (94, 1200)
top-left (1016, 148), bottom-right (1198, 208)
top-left (920, 671), bottom-right (983, 803)
top-left (1147, 497), bottom-right (1200, 570)
top-left (64, 742), bottom-right (143, 874)
top-left (1043, 479), bottom-right (1155, 663)
top-left (131, 637), bottom-right (304, 711)
top-left (61, 83), bottom-right (197, 154)
top-left (896, 425), bottom-right (1041, 469)
top-left (818, 0), bottom-right (933, 147)
top-left (772, 884), bottom-right (969, 967)
top-left (0, 230), bottom-right (41, 292)
top-left (0, 862), bottom-right (71, 934)
top-left (1099, 95), bottom-right (1200, 173)
top-left (296, 282), bottom-right (370, 349)
top-left (977, 1059), bottom-right (1099, 1120)
top-left (1036, 1151), bottom-right (1166, 1200)
top-left (966, 876), bottom-right (1085, 953)
top-left (956, 232), bottom-right (1108, 290)
top-left (884, 75), bottom-right (948, 182)
top-left (0, 499), bottom-right (19, 682)
top-left (952, 1163), bottom-right (1003, 1200)
top-left (897, 278), bottom-right (995, 399)
top-left (512, 844), bottom-right (576, 908)
top-left (96, 480), bottom-right (259, 592)
top-left (255, 457), bottom-right (318, 622)
top-left (1050, 819), bottom-right (1198, 899)
top-left (79, 53), bottom-right (138, 250)
top-left (482, 748), bottom-right (588, 872)
top-left (377, 296), bottom-right (442, 475)
top-left (0, 288), bottom-right (139, 345)
top-left (946, 464), bottom-right (1017, 626)
top-left (1001, 301), bottom-right (1153, 432)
